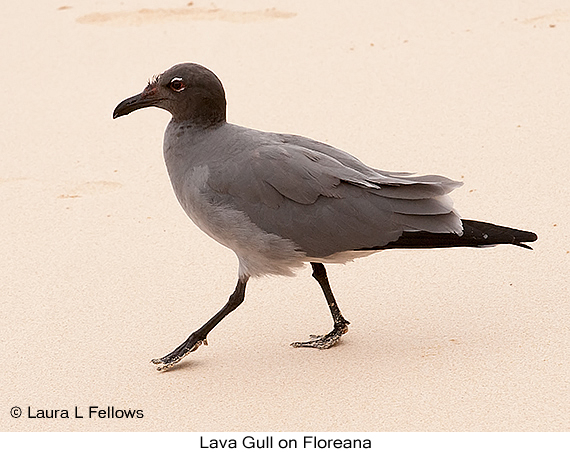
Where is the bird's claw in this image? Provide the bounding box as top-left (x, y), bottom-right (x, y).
top-left (151, 338), bottom-right (208, 371)
top-left (290, 324), bottom-right (348, 349)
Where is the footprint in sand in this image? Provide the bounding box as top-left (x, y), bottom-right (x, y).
top-left (76, 6), bottom-right (296, 26)
top-left (520, 9), bottom-right (570, 27)
top-left (58, 181), bottom-right (122, 199)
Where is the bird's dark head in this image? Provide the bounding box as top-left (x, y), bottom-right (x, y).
top-left (113, 62), bottom-right (226, 126)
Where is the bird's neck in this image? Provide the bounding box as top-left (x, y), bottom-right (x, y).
top-left (172, 92), bottom-right (227, 127)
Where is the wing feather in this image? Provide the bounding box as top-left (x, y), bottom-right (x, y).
top-left (206, 131), bottom-right (463, 257)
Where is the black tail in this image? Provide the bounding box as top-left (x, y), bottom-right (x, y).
top-left (376, 219), bottom-right (538, 250)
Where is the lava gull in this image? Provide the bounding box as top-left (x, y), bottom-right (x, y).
top-left (113, 63), bottom-right (537, 371)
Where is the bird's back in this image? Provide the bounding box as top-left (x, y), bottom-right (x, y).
top-left (163, 122), bottom-right (467, 266)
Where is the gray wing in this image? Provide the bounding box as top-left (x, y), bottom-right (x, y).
top-left (207, 133), bottom-right (463, 258)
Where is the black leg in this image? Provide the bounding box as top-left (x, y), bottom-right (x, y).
top-left (290, 263), bottom-right (350, 349)
top-left (151, 276), bottom-right (249, 371)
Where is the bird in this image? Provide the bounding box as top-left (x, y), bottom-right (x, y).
top-left (113, 62), bottom-right (537, 371)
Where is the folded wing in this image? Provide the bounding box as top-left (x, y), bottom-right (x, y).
top-left (207, 132), bottom-right (464, 258)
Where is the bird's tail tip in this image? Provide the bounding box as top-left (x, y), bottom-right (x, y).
top-left (462, 219), bottom-right (537, 249)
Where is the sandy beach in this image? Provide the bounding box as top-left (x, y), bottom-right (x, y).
top-left (1, 0), bottom-right (569, 431)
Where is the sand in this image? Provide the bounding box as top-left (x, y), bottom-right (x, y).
top-left (1, 0), bottom-right (569, 432)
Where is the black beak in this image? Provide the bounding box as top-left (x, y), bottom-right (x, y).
top-left (113, 86), bottom-right (161, 119)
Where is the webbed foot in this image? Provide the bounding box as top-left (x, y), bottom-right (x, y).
top-left (290, 322), bottom-right (349, 349)
top-left (151, 337), bottom-right (208, 371)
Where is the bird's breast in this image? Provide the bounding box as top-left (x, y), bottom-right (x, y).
top-left (163, 162), bottom-right (305, 277)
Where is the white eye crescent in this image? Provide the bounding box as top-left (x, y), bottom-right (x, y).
top-left (169, 77), bottom-right (186, 92)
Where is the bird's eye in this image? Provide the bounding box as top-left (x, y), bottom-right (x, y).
top-left (169, 77), bottom-right (186, 92)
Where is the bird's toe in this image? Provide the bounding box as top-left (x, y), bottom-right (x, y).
top-left (151, 338), bottom-right (208, 371)
top-left (290, 324), bottom-right (348, 349)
